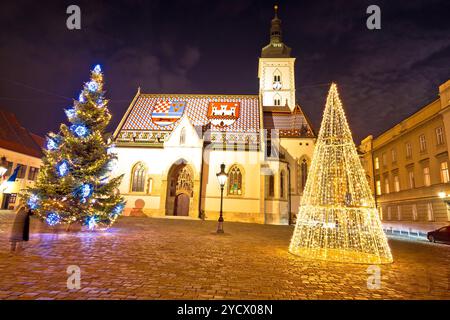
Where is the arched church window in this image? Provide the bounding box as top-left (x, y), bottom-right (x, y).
top-left (274, 93), bottom-right (282, 106)
top-left (267, 173), bottom-right (275, 198)
top-left (180, 127), bottom-right (186, 145)
top-left (298, 159), bottom-right (308, 192)
top-left (280, 170), bottom-right (285, 198)
top-left (131, 162), bottom-right (147, 192)
top-left (228, 165), bottom-right (243, 196)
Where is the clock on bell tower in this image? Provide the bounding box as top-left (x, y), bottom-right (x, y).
top-left (258, 5), bottom-right (296, 110)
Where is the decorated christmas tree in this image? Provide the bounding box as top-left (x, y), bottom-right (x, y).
top-left (22, 65), bottom-right (125, 230)
top-left (289, 83), bottom-right (392, 264)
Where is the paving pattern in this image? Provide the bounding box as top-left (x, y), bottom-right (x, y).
top-left (0, 212), bottom-right (449, 300)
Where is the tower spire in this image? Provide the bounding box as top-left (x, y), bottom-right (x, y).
top-left (261, 4), bottom-right (291, 58)
top-left (270, 4), bottom-right (282, 44)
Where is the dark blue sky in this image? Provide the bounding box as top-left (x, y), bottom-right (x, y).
top-left (0, 0), bottom-right (449, 142)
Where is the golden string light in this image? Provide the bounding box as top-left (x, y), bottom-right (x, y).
top-left (289, 83), bottom-right (393, 264)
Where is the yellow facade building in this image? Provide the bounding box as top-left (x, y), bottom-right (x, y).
top-left (0, 110), bottom-right (43, 210)
top-left (112, 7), bottom-right (316, 224)
top-left (359, 80), bottom-right (450, 228)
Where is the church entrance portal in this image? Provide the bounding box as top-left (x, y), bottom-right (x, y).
top-left (165, 161), bottom-right (194, 216)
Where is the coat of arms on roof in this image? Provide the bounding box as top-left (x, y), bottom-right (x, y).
top-left (207, 102), bottom-right (240, 127)
top-left (151, 101), bottom-right (186, 126)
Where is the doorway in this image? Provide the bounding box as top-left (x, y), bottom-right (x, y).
top-left (174, 193), bottom-right (190, 216)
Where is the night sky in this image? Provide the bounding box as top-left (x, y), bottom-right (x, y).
top-left (0, 0), bottom-right (449, 142)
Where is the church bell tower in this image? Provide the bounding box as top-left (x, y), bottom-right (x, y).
top-left (258, 5), bottom-right (296, 111)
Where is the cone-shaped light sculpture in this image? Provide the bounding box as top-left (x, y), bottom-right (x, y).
top-left (289, 83), bottom-right (393, 264)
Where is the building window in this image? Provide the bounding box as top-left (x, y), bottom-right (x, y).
top-left (440, 161), bottom-right (450, 183)
top-left (394, 175), bottom-right (400, 192)
top-left (268, 174), bottom-right (275, 198)
top-left (16, 164), bottom-right (27, 179)
top-left (9, 193), bottom-right (17, 204)
top-left (274, 98), bottom-right (281, 106)
top-left (5, 161), bottom-right (13, 176)
top-left (382, 153), bottom-right (387, 167)
top-left (427, 203), bottom-right (434, 221)
top-left (412, 204), bottom-right (418, 221)
top-left (408, 170), bottom-right (415, 189)
top-left (280, 170), bottom-right (285, 198)
top-left (179, 127), bottom-right (186, 145)
top-left (387, 207), bottom-right (392, 220)
top-left (391, 149), bottom-right (397, 163)
top-left (148, 178), bottom-right (153, 194)
top-left (273, 75), bottom-right (281, 82)
top-left (436, 127), bottom-right (445, 145)
top-left (419, 134), bottom-right (427, 152)
top-left (374, 157), bottom-right (380, 170)
top-left (298, 159), bottom-right (308, 192)
top-left (376, 180), bottom-right (381, 195)
top-left (131, 162), bottom-right (147, 192)
top-left (405, 142), bottom-right (412, 159)
top-left (228, 165), bottom-right (243, 196)
top-left (397, 206), bottom-right (402, 221)
top-left (27, 167), bottom-right (39, 181)
top-left (423, 167), bottom-right (431, 186)
top-left (384, 177), bottom-right (390, 194)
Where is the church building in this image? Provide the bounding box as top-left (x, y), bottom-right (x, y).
top-left (112, 6), bottom-right (316, 224)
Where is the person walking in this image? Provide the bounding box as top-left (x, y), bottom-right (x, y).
top-left (10, 205), bottom-right (33, 252)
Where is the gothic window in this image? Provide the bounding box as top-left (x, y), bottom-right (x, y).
top-left (131, 162), bottom-right (147, 192)
top-left (298, 159), bottom-right (308, 192)
top-left (228, 165), bottom-right (243, 196)
top-left (180, 127), bottom-right (186, 145)
top-left (274, 93), bottom-right (282, 106)
top-left (280, 170), bottom-right (285, 198)
top-left (273, 69), bottom-right (281, 82)
top-left (267, 173), bottom-right (275, 198)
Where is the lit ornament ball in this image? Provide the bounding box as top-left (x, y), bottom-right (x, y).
top-left (56, 160), bottom-right (70, 177)
top-left (93, 64), bottom-right (102, 73)
top-left (81, 184), bottom-right (93, 198)
top-left (87, 81), bottom-right (98, 92)
top-left (78, 92), bottom-right (85, 103)
top-left (87, 215), bottom-right (98, 230)
top-left (27, 194), bottom-right (39, 210)
top-left (46, 212), bottom-right (60, 226)
top-left (111, 203), bottom-right (124, 217)
top-left (65, 108), bottom-right (76, 119)
top-left (71, 124), bottom-right (89, 138)
top-left (46, 138), bottom-right (58, 151)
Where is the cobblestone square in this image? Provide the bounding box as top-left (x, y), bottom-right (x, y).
top-left (0, 213), bottom-right (449, 300)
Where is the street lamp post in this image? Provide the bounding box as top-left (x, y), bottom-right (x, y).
top-left (216, 163), bottom-right (228, 234)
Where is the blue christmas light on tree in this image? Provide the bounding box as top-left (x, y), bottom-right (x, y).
top-left (46, 212), bottom-right (61, 226)
top-left (110, 203), bottom-right (124, 217)
top-left (27, 194), bottom-right (40, 210)
top-left (46, 138), bottom-right (59, 151)
top-left (56, 160), bottom-right (70, 177)
top-left (78, 92), bottom-right (85, 103)
top-left (65, 108), bottom-right (76, 119)
top-left (93, 64), bottom-right (102, 74)
top-left (74, 183), bottom-right (93, 202)
top-left (70, 124), bottom-right (89, 138)
top-left (87, 215), bottom-right (98, 230)
top-left (87, 81), bottom-right (98, 92)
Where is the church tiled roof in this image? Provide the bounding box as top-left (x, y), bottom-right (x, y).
top-left (263, 105), bottom-right (315, 138)
top-left (118, 93), bottom-right (260, 133)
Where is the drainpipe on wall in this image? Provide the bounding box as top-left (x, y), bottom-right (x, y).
top-left (287, 166), bottom-right (292, 225)
top-left (370, 139), bottom-right (378, 209)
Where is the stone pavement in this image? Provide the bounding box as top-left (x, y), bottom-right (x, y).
top-left (0, 212), bottom-right (449, 300)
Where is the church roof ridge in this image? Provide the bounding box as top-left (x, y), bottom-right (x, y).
top-left (138, 93), bottom-right (259, 98)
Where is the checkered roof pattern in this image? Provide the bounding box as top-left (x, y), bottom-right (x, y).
top-left (121, 94), bottom-right (260, 133)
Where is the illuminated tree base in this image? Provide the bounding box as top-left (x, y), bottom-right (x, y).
top-left (289, 247), bottom-right (392, 264)
top-left (289, 206), bottom-right (393, 264)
